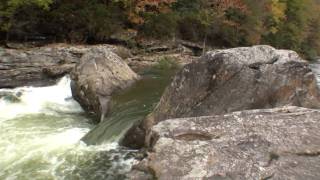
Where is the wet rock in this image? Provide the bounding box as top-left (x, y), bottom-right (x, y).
top-left (70, 47), bottom-right (139, 122)
top-left (123, 45), bottom-right (320, 148)
top-left (129, 106), bottom-right (320, 179)
top-left (0, 91), bottom-right (23, 103)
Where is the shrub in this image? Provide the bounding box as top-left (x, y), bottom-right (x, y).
top-left (139, 12), bottom-right (178, 39)
top-left (156, 56), bottom-right (180, 69)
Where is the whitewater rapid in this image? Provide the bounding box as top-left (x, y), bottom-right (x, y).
top-left (0, 76), bottom-right (134, 180)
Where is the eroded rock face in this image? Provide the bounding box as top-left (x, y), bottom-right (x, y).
top-left (123, 45), bottom-right (320, 148)
top-left (0, 44), bottom-right (133, 88)
top-left (130, 106), bottom-right (320, 180)
top-left (151, 45), bottom-right (320, 123)
top-left (70, 47), bottom-right (139, 122)
top-left (0, 46), bottom-right (80, 88)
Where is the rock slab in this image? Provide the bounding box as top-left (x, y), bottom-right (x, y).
top-left (0, 44), bottom-right (133, 88)
top-left (0, 46), bottom-right (81, 88)
top-left (130, 106), bottom-right (320, 180)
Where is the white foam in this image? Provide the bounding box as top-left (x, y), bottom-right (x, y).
top-left (0, 76), bottom-right (133, 179)
top-left (0, 76), bottom-right (83, 121)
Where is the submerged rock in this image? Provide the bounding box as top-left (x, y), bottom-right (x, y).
top-left (70, 47), bottom-right (139, 122)
top-left (123, 45), bottom-right (320, 148)
top-left (129, 106), bottom-right (320, 179)
top-left (0, 91), bottom-right (23, 103)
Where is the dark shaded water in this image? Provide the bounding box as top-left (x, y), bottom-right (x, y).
top-left (82, 67), bottom-right (177, 145)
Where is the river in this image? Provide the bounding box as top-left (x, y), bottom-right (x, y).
top-left (0, 66), bottom-right (177, 180)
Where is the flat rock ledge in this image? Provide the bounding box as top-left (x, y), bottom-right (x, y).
top-left (129, 106), bottom-right (320, 180)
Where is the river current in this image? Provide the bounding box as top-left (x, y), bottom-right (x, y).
top-left (0, 75), bottom-right (140, 179)
top-left (0, 61), bottom-right (319, 180)
top-left (0, 65), bottom-right (176, 180)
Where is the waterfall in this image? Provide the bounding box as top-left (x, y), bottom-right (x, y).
top-left (0, 76), bottom-right (134, 180)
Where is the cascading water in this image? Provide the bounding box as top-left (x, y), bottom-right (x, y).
top-left (1, 59), bottom-right (320, 179)
top-left (82, 67), bottom-right (177, 145)
top-left (310, 60), bottom-right (320, 86)
top-left (0, 76), bottom-right (135, 180)
top-left (0, 66), bottom-right (177, 180)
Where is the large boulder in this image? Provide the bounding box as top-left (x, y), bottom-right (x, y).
top-left (129, 106), bottom-right (320, 180)
top-left (70, 47), bottom-right (139, 122)
top-left (123, 45), bottom-right (320, 148)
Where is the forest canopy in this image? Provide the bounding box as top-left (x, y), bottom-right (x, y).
top-left (1, 0), bottom-right (320, 58)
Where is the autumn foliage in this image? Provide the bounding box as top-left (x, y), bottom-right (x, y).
top-left (1, 0), bottom-right (320, 58)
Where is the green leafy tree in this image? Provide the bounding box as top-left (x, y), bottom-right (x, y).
top-left (0, 0), bottom-right (52, 41)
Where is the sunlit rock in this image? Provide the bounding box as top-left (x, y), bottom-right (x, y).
top-left (123, 45), bottom-right (320, 148)
top-left (71, 47), bottom-right (139, 122)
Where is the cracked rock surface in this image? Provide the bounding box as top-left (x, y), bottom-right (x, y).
top-left (130, 106), bottom-right (320, 180)
top-left (123, 45), bottom-right (320, 148)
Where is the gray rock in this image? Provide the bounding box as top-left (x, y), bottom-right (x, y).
top-left (127, 53), bottom-right (196, 72)
top-left (123, 45), bottom-right (320, 148)
top-left (130, 106), bottom-right (320, 180)
top-left (0, 44), bottom-right (134, 88)
top-left (0, 91), bottom-right (23, 103)
top-left (70, 47), bottom-right (139, 122)
top-left (0, 46), bottom-right (80, 88)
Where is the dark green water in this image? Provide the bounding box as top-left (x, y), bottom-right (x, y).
top-left (82, 66), bottom-right (178, 145)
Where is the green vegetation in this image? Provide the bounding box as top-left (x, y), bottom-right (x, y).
top-left (1, 0), bottom-right (320, 58)
top-left (154, 56), bottom-right (180, 70)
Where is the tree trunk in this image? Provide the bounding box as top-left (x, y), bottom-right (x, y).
top-left (202, 32), bottom-right (207, 55)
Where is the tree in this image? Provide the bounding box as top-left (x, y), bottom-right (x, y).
top-left (0, 0), bottom-right (52, 41)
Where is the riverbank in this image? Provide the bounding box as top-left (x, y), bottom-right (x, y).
top-left (1, 43), bottom-right (320, 179)
top-left (0, 41), bottom-right (198, 88)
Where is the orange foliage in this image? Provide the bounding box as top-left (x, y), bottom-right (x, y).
top-left (127, 0), bottom-right (176, 24)
top-left (210, 0), bottom-right (247, 12)
top-left (135, 0), bottom-right (176, 12)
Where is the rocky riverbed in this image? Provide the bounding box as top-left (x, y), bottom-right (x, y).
top-left (123, 45), bottom-right (320, 179)
top-left (1, 44), bottom-right (320, 180)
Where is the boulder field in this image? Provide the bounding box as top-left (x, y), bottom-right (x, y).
top-left (0, 44), bottom-right (140, 122)
top-left (123, 45), bottom-right (320, 179)
top-left (123, 45), bottom-right (320, 148)
top-left (0, 42), bottom-right (195, 122)
top-left (2, 44), bottom-right (320, 179)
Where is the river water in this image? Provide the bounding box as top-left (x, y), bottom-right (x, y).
top-left (1, 61), bottom-right (319, 180)
top-left (0, 66), bottom-right (177, 180)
